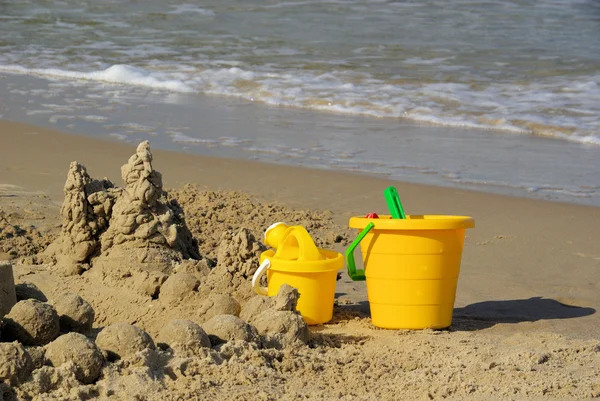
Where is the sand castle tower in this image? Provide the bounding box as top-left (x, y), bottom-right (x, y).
top-left (42, 162), bottom-right (118, 274)
top-left (96, 141), bottom-right (200, 272)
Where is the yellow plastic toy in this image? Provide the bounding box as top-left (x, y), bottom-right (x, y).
top-left (252, 223), bottom-right (343, 325)
top-left (348, 214), bottom-right (474, 329)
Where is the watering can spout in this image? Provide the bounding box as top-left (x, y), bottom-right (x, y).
top-left (264, 222), bottom-right (289, 249)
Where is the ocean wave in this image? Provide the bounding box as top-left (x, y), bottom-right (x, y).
top-left (1, 62), bottom-right (598, 146)
top-left (0, 64), bottom-right (192, 93)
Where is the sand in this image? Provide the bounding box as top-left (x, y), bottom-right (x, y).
top-left (0, 119), bottom-right (599, 400)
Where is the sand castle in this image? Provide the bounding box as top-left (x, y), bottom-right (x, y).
top-left (0, 142), bottom-right (313, 398)
top-left (100, 141), bottom-right (199, 261)
top-left (44, 141), bottom-right (200, 275)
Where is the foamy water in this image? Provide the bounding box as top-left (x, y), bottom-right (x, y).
top-left (1, 0), bottom-right (599, 145)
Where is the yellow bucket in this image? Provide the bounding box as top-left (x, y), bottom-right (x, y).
top-left (348, 215), bottom-right (474, 329)
top-left (252, 225), bottom-right (343, 325)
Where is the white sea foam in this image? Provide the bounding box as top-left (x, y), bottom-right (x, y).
top-left (108, 133), bottom-right (128, 141)
top-left (167, 131), bottom-right (219, 146)
top-left (167, 4), bottom-right (215, 16)
top-left (1, 0), bottom-right (599, 149)
top-left (0, 65), bottom-right (192, 93)
top-left (117, 123), bottom-right (155, 132)
top-left (26, 110), bottom-right (53, 115)
top-left (41, 104), bottom-right (75, 112)
top-left (243, 146), bottom-right (284, 155)
top-left (4, 60), bottom-right (599, 148)
top-left (79, 115), bottom-right (108, 122)
top-left (49, 115), bottom-right (76, 123)
top-left (54, 19), bottom-right (82, 30)
top-left (403, 57), bottom-right (453, 65)
top-left (219, 137), bottom-right (252, 147)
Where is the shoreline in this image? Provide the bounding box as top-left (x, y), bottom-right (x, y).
top-left (3, 118), bottom-right (600, 212)
top-left (3, 72), bottom-right (600, 207)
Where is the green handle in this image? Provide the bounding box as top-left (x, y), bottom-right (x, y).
top-left (384, 186), bottom-right (406, 219)
top-left (345, 222), bottom-right (375, 281)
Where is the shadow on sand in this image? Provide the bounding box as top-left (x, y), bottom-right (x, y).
top-left (451, 296), bottom-right (596, 331)
top-left (332, 295), bottom-right (595, 332)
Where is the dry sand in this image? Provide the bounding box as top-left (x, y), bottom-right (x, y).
top-left (0, 120), bottom-right (599, 400)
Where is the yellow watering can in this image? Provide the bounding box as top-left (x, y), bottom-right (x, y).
top-left (252, 223), bottom-right (343, 325)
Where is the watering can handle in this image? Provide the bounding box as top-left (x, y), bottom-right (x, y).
top-left (252, 259), bottom-right (270, 296)
top-left (276, 225), bottom-right (322, 261)
top-left (345, 222), bottom-right (375, 281)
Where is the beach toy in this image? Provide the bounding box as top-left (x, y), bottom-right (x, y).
top-left (345, 222), bottom-right (374, 281)
top-left (346, 187), bottom-right (474, 329)
top-left (345, 186), bottom-right (406, 279)
top-left (384, 186), bottom-right (406, 219)
top-left (252, 224), bottom-right (343, 325)
top-left (264, 222), bottom-right (288, 249)
top-left (347, 214), bottom-right (474, 329)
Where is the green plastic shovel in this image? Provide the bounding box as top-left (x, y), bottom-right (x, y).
top-left (384, 186), bottom-right (406, 219)
top-left (346, 187), bottom-right (407, 281)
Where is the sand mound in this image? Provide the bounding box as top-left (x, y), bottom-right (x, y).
top-left (98, 141), bottom-right (199, 268)
top-left (253, 310), bottom-right (309, 349)
top-left (156, 319), bottom-right (211, 357)
top-left (1, 300), bottom-right (60, 346)
top-left (41, 162), bottom-right (118, 274)
top-left (18, 363), bottom-right (82, 398)
top-left (159, 272), bottom-right (199, 304)
top-left (96, 323), bottom-right (155, 361)
top-left (241, 285), bottom-right (308, 349)
top-left (0, 342), bottom-right (33, 386)
top-left (197, 293), bottom-right (241, 322)
top-left (199, 228), bottom-right (266, 302)
top-left (170, 185), bottom-right (353, 261)
top-left (202, 315), bottom-right (259, 345)
top-left (45, 332), bottom-right (104, 384)
top-left (240, 284), bottom-right (300, 323)
top-left (50, 293), bottom-right (95, 334)
top-left (0, 211), bottom-right (51, 263)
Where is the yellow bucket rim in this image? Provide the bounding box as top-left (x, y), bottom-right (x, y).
top-left (349, 215), bottom-right (475, 230)
top-left (259, 249), bottom-right (344, 273)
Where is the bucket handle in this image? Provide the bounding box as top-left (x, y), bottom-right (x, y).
top-left (276, 225), bottom-right (322, 261)
top-left (345, 222), bottom-right (375, 281)
top-left (252, 259), bottom-right (270, 296)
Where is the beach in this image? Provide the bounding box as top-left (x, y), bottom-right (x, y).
top-left (1, 0), bottom-right (600, 398)
top-left (1, 119), bottom-right (599, 400)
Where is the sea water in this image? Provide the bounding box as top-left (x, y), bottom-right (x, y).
top-left (1, 0), bottom-right (599, 205)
